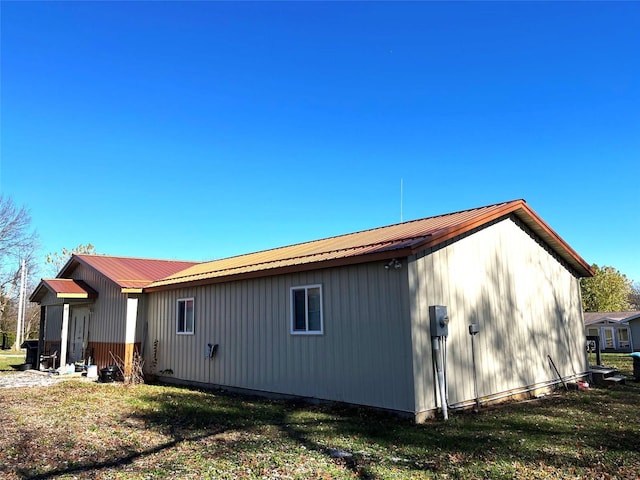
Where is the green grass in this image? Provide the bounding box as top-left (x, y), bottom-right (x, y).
top-left (599, 352), bottom-right (637, 376)
top-left (0, 349), bottom-right (26, 371)
top-left (0, 354), bottom-right (638, 479)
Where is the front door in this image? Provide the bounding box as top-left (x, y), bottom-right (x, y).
top-left (68, 307), bottom-right (89, 363)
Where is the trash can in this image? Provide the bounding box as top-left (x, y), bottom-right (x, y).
top-left (631, 353), bottom-right (640, 382)
top-left (21, 340), bottom-right (39, 370)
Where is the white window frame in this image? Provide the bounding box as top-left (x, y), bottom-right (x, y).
top-left (601, 327), bottom-right (614, 350)
top-left (290, 284), bottom-right (324, 335)
top-left (617, 328), bottom-right (631, 349)
top-left (176, 297), bottom-right (195, 335)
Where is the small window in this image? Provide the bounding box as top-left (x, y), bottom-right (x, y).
top-left (290, 285), bottom-right (323, 334)
top-left (618, 329), bottom-right (630, 349)
top-left (177, 298), bottom-right (194, 334)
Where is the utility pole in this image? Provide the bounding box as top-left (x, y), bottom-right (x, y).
top-left (15, 258), bottom-right (26, 350)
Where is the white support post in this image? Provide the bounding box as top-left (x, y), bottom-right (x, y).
top-left (125, 298), bottom-right (138, 345)
top-left (124, 297), bottom-right (139, 378)
top-left (60, 304), bottom-right (70, 370)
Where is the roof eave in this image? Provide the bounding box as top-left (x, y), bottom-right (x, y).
top-left (29, 281), bottom-right (49, 303)
top-left (408, 200), bottom-right (593, 278)
top-left (143, 248), bottom-right (413, 293)
top-left (29, 279), bottom-right (98, 303)
top-left (121, 288), bottom-right (144, 294)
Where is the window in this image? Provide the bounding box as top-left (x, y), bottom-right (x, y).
top-left (177, 298), bottom-right (194, 334)
top-left (618, 328), bottom-right (631, 349)
top-left (602, 327), bottom-right (614, 349)
top-left (290, 285), bottom-right (323, 334)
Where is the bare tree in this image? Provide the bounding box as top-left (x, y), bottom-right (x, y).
top-left (0, 196), bottom-right (38, 339)
top-left (45, 243), bottom-right (98, 277)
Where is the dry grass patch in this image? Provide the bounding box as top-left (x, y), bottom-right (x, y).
top-left (0, 354), bottom-right (638, 479)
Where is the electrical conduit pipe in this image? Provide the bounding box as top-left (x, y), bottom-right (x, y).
top-left (432, 336), bottom-right (448, 420)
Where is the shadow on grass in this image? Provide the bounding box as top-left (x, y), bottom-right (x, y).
top-left (14, 382), bottom-right (640, 479)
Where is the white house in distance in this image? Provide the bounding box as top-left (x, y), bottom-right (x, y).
top-left (584, 312), bottom-right (640, 353)
top-left (30, 199), bottom-right (593, 422)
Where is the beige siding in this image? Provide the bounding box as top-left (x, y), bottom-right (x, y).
top-left (146, 263), bottom-right (415, 413)
top-left (134, 295), bottom-right (147, 343)
top-left (410, 217), bottom-right (587, 414)
top-left (71, 265), bottom-right (128, 343)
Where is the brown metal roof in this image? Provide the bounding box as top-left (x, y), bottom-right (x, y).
top-left (60, 255), bottom-right (199, 291)
top-left (146, 199), bottom-right (593, 291)
top-left (29, 279), bottom-right (98, 302)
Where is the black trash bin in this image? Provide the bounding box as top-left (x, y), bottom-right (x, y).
top-left (99, 365), bottom-right (120, 383)
top-left (631, 353), bottom-right (640, 382)
top-left (21, 340), bottom-right (39, 370)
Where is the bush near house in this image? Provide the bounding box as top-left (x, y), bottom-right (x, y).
top-left (0, 355), bottom-right (638, 479)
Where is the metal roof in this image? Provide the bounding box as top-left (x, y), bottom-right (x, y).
top-left (146, 199), bottom-right (593, 291)
top-left (60, 255), bottom-right (199, 292)
top-left (29, 279), bottom-right (98, 302)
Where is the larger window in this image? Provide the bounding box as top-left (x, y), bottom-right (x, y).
top-left (177, 298), bottom-right (194, 334)
top-left (290, 285), bottom-right (323, 334)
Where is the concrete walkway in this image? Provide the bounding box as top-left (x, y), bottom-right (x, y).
top-left (0, 369), bottom-right (94, 389)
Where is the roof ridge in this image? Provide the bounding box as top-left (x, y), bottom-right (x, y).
top-left (160, 235), bottom-right (436, 282)
top-left (196, 199), bottom-right (523, 265)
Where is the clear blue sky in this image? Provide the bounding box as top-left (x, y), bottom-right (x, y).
top-left (1, 2), bottom-right (639, 283)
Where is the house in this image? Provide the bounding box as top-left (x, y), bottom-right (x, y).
top-left (627, 314), bottom-right (640, 352)
top-left (584, 312), bottom-right (640, 352)
top-left (30, 199), bottom-right (593, 421)
top-left (29, 256), bottom-right (198, 373)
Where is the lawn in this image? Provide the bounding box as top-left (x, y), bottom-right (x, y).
top-left (0, 350), bottom-right (27, 371)
top-left (0, 354), bottom-right (638, 479)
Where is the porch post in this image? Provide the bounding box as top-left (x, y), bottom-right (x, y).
top-left (60, 303), bottom-right (70, 369)
top-left (124, 297), bottom-right (139, 378)
top-left (36, 306), bottom-right (46, 371)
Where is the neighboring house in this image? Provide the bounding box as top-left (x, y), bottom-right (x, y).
top-left (29, 256), bottom-right (198, 374)
top-left (584, 312), bottom-right (640, 352)
top-left (627, 314), bottom-right (640, 352)
top-left (30, 199), bottom-right (593, 422)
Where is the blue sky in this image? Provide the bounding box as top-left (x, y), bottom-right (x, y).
top-left (1, 1), bottom-right (639, 283)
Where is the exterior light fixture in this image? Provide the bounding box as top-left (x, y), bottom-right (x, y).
top-left (384, 259), bottom-right (402, 270)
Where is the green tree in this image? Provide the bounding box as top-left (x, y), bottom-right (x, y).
top-left (629, 283), bottom-right (640, 310)
top-left (45, 243), bottom-right (98, 276)
top-left (580, 264), bottom-right (633, 312)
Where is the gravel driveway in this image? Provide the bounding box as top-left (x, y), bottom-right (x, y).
top-left (0, 370), bottom-right (90, 388)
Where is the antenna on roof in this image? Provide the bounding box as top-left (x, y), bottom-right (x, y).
top-left (400, 178), bottom-right (403, 222)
